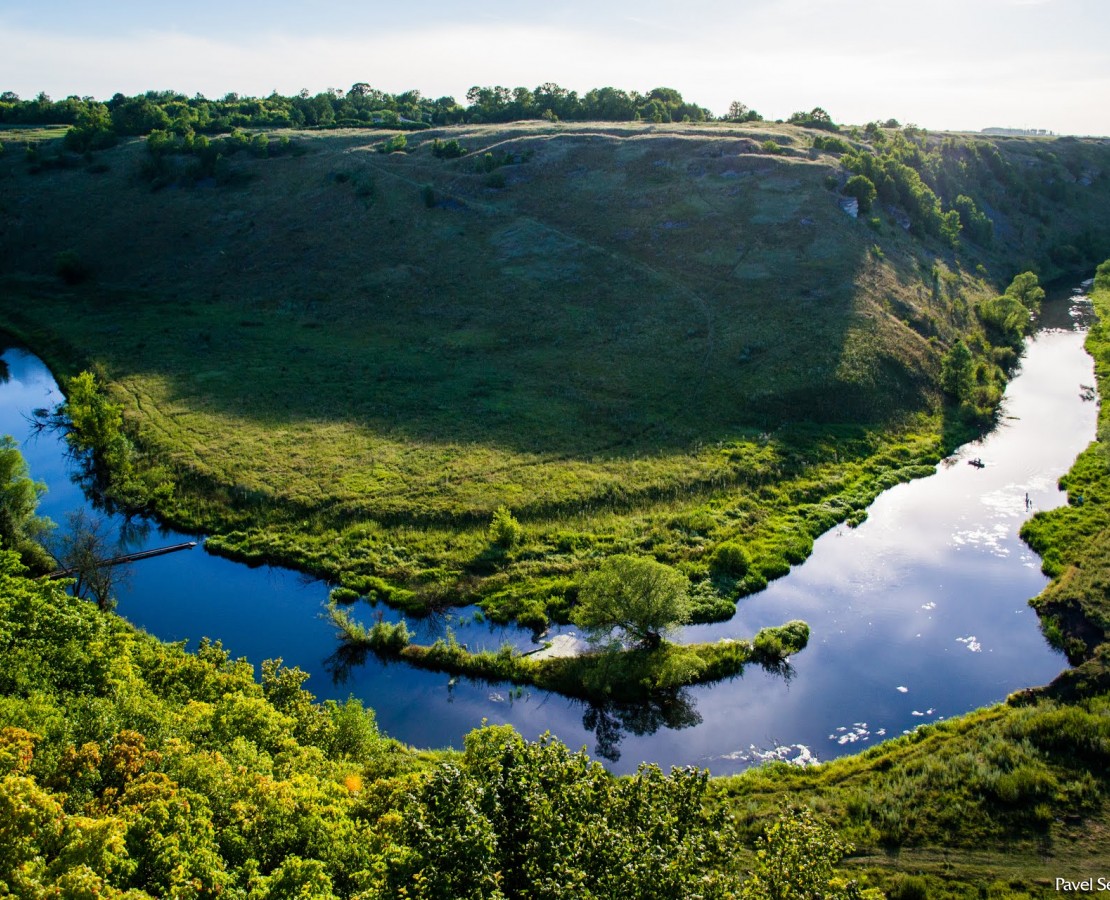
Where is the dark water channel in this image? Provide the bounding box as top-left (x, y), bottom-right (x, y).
top-left (0, 285), bottom-right (1095, 774)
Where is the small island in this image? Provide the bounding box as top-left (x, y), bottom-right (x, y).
top-left (329, 554), bottom-right (810, 702)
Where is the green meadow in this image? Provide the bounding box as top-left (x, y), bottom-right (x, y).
top-left (2, 95), bottom-right (1110, 894)
top-left (8, 120), bottom-right (1108, 632)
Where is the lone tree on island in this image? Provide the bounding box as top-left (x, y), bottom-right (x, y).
top-left (571, 555), bottom-right (691, 650)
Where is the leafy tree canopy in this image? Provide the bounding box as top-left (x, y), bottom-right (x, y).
top-left (1006, 270), bottom-right (1046, 312)
top-left (0, 435), bottom-right (53, 572)
top-left (571, 554), bottom-right (691, 649)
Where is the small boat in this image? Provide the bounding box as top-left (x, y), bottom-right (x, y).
top-left (968, 458), bottom-right (985, 469)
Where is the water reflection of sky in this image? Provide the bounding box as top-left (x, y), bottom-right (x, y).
top-left (0, 289), bottom-right (1095, 775)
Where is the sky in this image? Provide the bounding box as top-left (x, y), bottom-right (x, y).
top-left (1, 0), bottom-right (1108, 135)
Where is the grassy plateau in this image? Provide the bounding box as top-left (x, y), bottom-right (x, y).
top-left (4, 121), bottom-right (1109, 634)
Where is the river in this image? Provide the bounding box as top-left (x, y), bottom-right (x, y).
top-left (0, 284), bottom-right (1094, 774)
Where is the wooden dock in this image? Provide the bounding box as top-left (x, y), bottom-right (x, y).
top-left (47, 540), bottom-right (198, 579)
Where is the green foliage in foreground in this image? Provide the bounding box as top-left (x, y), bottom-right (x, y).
top-left (0, 550), bottom-right (412, 897)
top-left (395, 727), bottom-right (741, 899)
top-left (5, 532), bottom-right (1107, 895)
top-left (0, 550), bottom-right (851, 897)
top-left (741, 806), bottom-right (865, 900)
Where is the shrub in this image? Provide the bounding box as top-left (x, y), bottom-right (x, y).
top-left (954, 194), bottom-right (993, 245)
top-left (752, 629), bottom-right (785, 659)
top-left (431, 138), bottom-right (467, 159)
top-left (992, 765), bottom-right (1058, 804)
top-left (367, 619), bottom-right (411, 653)
top-left (146, 129), bottom-right (176, 156)
top-left (752, 620), bottom-right (810, 662)
top-left (977, 295), bottom-right (1029, 347)
top-left (739, 570), bottom-right (769, 594)
top-left (516, 600), bottom-right (549, 633)
top-left (940, 340), bottom-right (974, 401)
top-left (686, 580), bottom-right (736, 622)
top-left (844, 174), bottom-right (877, 213)
top-left (812, 134), bottom-right (853, 154)
top-left (759, 555), bottom-right (791, 580)
top-left (329, 586), bottom-right (360, 605)
top-left (488, 505), bottom-right (523, 549)
top-left (1005, 270), bottom-right (1045, 312)
top-left (788, 107), bottom-right (839, 131)
top-left (709, 542), bottom-right (750, 578)
top-left (380, 133), bottom-right (407, 154)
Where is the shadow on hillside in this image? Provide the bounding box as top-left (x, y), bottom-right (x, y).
top-left (0, 131), bottom-right (908, 463)
top-left (69, 247), bottom-right (886, 459)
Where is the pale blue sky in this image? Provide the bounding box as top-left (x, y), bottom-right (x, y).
top-left (2, 0), bottom-right (1107, 134)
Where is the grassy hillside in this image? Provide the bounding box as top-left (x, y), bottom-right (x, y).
top-left (3, 110), bottom-right (1110, 896)
top-left (1, 122), bottom-right (1109, 633)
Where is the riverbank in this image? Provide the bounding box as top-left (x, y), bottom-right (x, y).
top-left (1021, 259), bottom-right (1110, 694)
top-left (708, 261), bottom-right (1110, 896)
top-left (0, 274), bottom-right (1089, 769)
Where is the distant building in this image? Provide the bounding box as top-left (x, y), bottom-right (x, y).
top-left (981, 127), bottom-right (1055, 136)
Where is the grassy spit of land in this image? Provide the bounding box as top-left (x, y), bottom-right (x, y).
top-left (3, 122), bottom-right (1109, 638)
top-left (327, 599), bottom-right (809, 702)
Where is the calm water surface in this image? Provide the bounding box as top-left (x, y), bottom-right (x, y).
top-left (0, 288), bottom-right (1094, 774)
